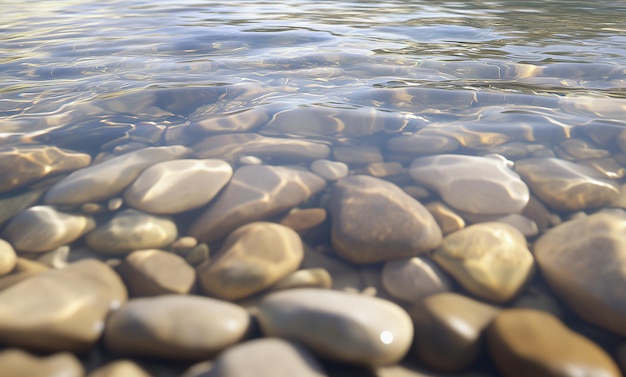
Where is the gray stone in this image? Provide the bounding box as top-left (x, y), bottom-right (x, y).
top-left (381, 256), bottom-right (452, 303)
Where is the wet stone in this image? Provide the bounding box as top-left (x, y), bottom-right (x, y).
top-left (410, 293), bottom-right (499, 373)
top-left (190, 105), bottom-right (273, 133)
top-left (44, 145), bottom-right (191, 205)
top-left (556, 138), bottom-right (610, 160)
top-left (124, 159), bottom-right (233, 214)
top-left (432, 222), bottom-right (534, 303)
top-left (197, 222), bottom-right (303, 301)
top-left (279, 208), bottom-right (327, 233)
top-left (329, 175), bottom-right (442, 264)
top-left (37, 246), bottom-right (70, 269)
top-left (386, 132), bottom-right (460, 155)
top-left (0, 259), bottom-right (127, 352)
top-left (365, 161), bottom-right (403, 177)
top-left (87, 360), bottom-right (152, 377)
top-left (0, 348), bottom-right (84, 377)
top-left (487, 309), bottom-right (622, 377)
top-left (424, 201), bottom-right (465, 235)
top-left (0, 188), bottom-right (44, 226)
top-left (332, 145), bottom-right (383, 165)
top-left (534, 209), bottom-right (626, 336)
top-left (189, 165), bottom-right (326, 243)
top-left (410, 154), bottom-right (530, 215)
top-left (105, 295), bottom-right (250, 361)
top-left (0, 239), bottom-right (17, 276)
top-left (381, 256), bottom-right (452, 303)
top-left (515, 157), bottom-right (620, 212)
top-left (85, 209), bottom-right (178, 255)
top-left (0, 257), bottom-right (49, 291)
top-left (0, 145), bottom-right (91, 194)
top-left (256, 288), bottom-right (414, 366)
top-left (310, 159), bottom-right (349, 181)
top-left (580, 157), bottom-right (626, 179)
top-left (269, 268), bottom-right (332, 291)
top-left (119, 249), bottom-right (196, 297)
top-left (3, 205), bottom-right (95, 253)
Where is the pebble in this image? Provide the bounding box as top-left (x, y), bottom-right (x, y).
top-left (37, 246), bottom-right (70, 269)
top-left (310, 159), bottom-right (349, 181)
top-left (0, 188), bottom-right (44, 225)
top-left (0, 259), bottom-right (127, 352)
top-left (124, 159), bottom-right (233, 214)
top-left (534, 209), bottom-right (626, 336)
top-left (2, 205), bottom-right (95, 253)
top-left (256, 288), bottom-right (414, 366)
top-left (189, 165), bottom-right (326, 243)
top-left (104, 295), bottom-right (250, 360)
top-left (204, 338), bottom-right (328, 377)
top-left (85, 209), bottom-right (178, 255)
top-left (410, 293), bottom-right (499, 372)
top-left (386, 132), bottom-right (460, 155)
top-left (0, 239), bottom-right (17, 275)
top-left (0, 145), bottom-right (91, 194)
top-left (171, 236), bottom-right (198, 250)
top-left (270, 268), bottom-right (333, 291)
top-left (424, 201), bottom-right (465, 235)
top-left (44, 145), bottom-right (191, 205)
top-left (365, 162), bottom-right (403, 177)
top-left (197, 222), bottom-right (303, 300)
top-left (515, 157), bottom-right (620, 212)
top-left (0, 348), bottom-right (84, 377)
top-left (0, 258), bottom-right (49, 291)
top-left (190, 105), bottom-right (272, 133)
top-left (431, 222), bottom-right (534, 303)
top-left (279, 208), bottom-right (327, 232)
top-left (409, 154), bottom-right (530, 215)
top-left (329, 175), bottom-right (442, 264)
top-left (118, 249), bottom-right (196, 297)
top-left (184, 243), bottom-right (210, 266)
top-left (332, 145), bottom-right (383, 165)
top-left (486, 308), bottom-right (622, 377)
top-left (87, 360), bottom-right (152, 377)
top-left (381, 256), bottom-right (452, 303)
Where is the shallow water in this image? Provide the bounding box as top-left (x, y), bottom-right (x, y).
top-left (1, 0), bottom-right (626, 376)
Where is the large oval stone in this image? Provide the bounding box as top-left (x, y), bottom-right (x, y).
top-left (189, 165), bottom-right (326, 243)
top-left (431, 222), bottom-right (534, 303)
top-left (104, 295), bottom-right (250, 360)
top-left (329, 175), bottom-right (442, 264)
top-left (256, 288), bottom-right (414, 366)
top-left (487, 309), bottom-right (622, 377)
top-left (0, 259), bottom-right (127, 352)
top-left (124, 159), bottom-right (233, 214)
top-left (534, 209), bottom-right (626, 336)
top-left (409, 154), bottom-right (529, 215)
top-left (197, 222), bottom-right (303, 300)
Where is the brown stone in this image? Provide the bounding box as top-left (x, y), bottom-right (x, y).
top-left (381, 256), bottom-right (452, 303)
top-left (0, 348), bottom-right (84, 377)
top-left (87, 360), bottom-right (152, 377)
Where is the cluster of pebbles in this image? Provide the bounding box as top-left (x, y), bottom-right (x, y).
top-left (1, 103), bottom-right (626, 377)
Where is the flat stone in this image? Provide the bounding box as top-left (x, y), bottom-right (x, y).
top-left (256, 288), bottom-right (414, 366)
top-left (0, 259), bottom-right (127, 352)
top-left (3, 205), bottom-right (95, 253)
top-left (270, 268), bottom-right (332, 291)
top-left (386, 132), bottom-right (460, 155)
top-left (410, 154), bottom-right (530, 215)
top-left (45, 145), bottom-right (191, 205)
top-left (85, 209), bottom-right (178, 255)
top-left (333, 145), bottom-right (383, 165)
top-left (329, 175), bottom-right (442, 264)
top-left (197, 222), bottom-right (303, 300)
top-left (432, 222), bottom-right (534, 303)
top-left (515, 157), bottom-right (620, 212)
top-left (205, 338), bottom-right (328, 377)
top-left (119, 249), bottom-right (196, 297)
top-left (104, 295), bottom-right (249, 360)
top-left (87, 360), bottom-right (151, 377)
top-left (280, 208), bottom-right (327, 232)
top-left (189, 165), bottom-right (326, 243)
top-left (487, 309), bottom-right (622, 377)
top-left (124, 159), bottom-right (233, 214)
top-left (381, 256), bottom-right (452, 303)
top-left (0, 239), bottom-right (17, 276)
top-left (0, 145), bottom-right (91, 194)
top-left (310, 159), bottom-right (349, 181)
top-left (0, 348), bottom-right (84, 377)
top-left (534, 209), bottom-right (626, 336)
top-left (424, 201), bottom-right (465, 235)
top-left (410, 293), bottom-right (499, 372)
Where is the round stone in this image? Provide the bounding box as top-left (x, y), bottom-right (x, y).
top-left (256, 288), bottom-right (414, 366)
top-left (123, 159), bottom-right (233, 214)
top-left (279, 208), bottom-right (327, 232)
top-left (424, 201), bottom-right (465, 235)
top-left (0, 239), bottom-right (17, 276)
top-left (0, 348), bottom-right (84, 377)
top-left (104, 295), bottom-right (250, 360)
top-left (381, 256), bottom-right (452, 303)
top-left (310, 159), bottom-right (349, 181)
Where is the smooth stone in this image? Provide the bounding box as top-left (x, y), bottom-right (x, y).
top-left (0, 259), bottom-right (127, 352)
top-left (556, 138), bottom-right (610, 160)
top-left (387, 132), bottom-right (460, 155)
top-left (45, 145), bottom-right (191, 205)
top-left (190, 105), bottom-right (272, 133)
top-left (0, 145), bottom-right (91, 194)
top-left (432, 222), bottom-right (534, 303)
top-left (256, 288), bottom-right (414, 366)
top-left (458, 211), bottom-right (539, 237)
top-left (410, 154), bottom-right (530, 215)
top-left (197, 222), bottom-right (303, 300)
top-left (534, 209), bottom-right (626, 336)
top-left (119, 249), bottom-right (196, 297)
top-left (425, 201), bottom-right (465, 235)
top-left (410, 293), bottom-right (499, 372)
top-left (300, 246), bottom-right (363, 291)
top-left (203, 338), bottom-right (328, 377)
top-left (0, 348), bottom-right (84, 377)
top-left (521, 194), bottom-right (551, 231)
top-left (0, 188), bottom-right (44, 225)
top-left (37, 246), bottom-right (70, 269)
top-left (332, 145), bottom-right (383, 165)
top-left (487, 309), bottom-right (622, 377)
top-left (381, 256), bottom-right (452, 303)
top-left (515, 157), bottom-right (620, 212)
top-left (124, 159), bottom-right (233, 214)
top-left (87, 360), bottom-right (152, 377)
top-left (172, 236), bottom-right (198, 250)
top-left (581, 157), bottom-right (625, 179)
top-left (0, 258), bottom-right (49, 291)
top-left (184, 243), bottom-right (210, 266)
top-left (85, 209), bottom-right (178, 255)
top-left (188, 165), bottom-right (326, 243)
top-left (3, 205), bottom-right (95, 253)
top-left (107, 197), bottom-right (123, 211)
top-left (238, 155), bottom-right (263, 165)
top-left (0, 239), bottom-right (17, 275)
top-left (280, 208), bottom-right (327, 232)
top-left (365, 162), bottom-right (403, 177)
top-left (104, 295), bottom-right (250, 360)
top-left (192, 133), bottom-right (330, 162)
top-left (329, 175), bottom-right (442, 264)
top-left (310, 159), bottom-right (349, 181)
top-left (269, 268), bottom-right (332, 291)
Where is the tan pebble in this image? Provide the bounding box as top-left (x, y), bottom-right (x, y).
top-left (0, 239), bottom-right (17, 276)
top-left (280, 208), bottom-right (327, 232)
top-left (310, 159), bottom-right (349, 181)
top-left (0, 348), bottom-right (83, 377)
top-left (0, 258), bottom-right (49, 291)
top-left (521, 194), bottom-right (551, 231)
top-left (333, 145), bottom-right (383, 165)
top-left (81, 202), bottom-right (106, 214)
top-left (381, 256), bottom-right (452, 303)
top-left (366, 162), bottom-right (403, 177)
top-left (238, 155), bottom-right (263, 165)
top-left (87, 360), bottom-right (152, 377)
top-left (425, 201), bottom-right (465, 235)
top-left (37, 246), bottom-right (70, 269)
top-left (401, 185), bottom-right (431, 199)
top-left (270, 268), bottom-right (332, 291)
top-left (172, 236), bottom-right (198, 250)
